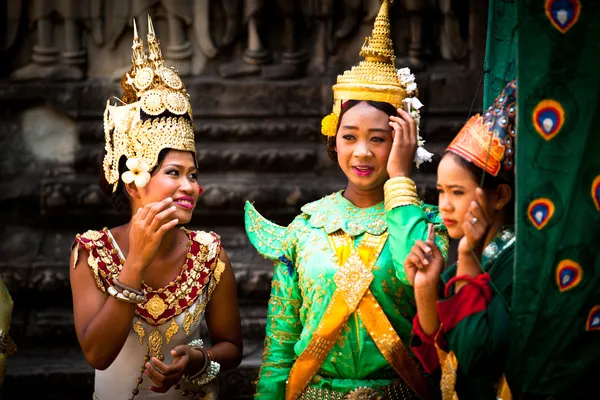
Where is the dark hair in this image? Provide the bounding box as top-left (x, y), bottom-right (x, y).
top-left (443, 151), bottom-right (515, 223)
top-left (326, 100), bottom-right (397, 162)
top-left (99, 148), bottom-right (197, 214)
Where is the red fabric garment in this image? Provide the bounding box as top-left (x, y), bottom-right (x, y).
top-left (410, 314), bottom-right (441, 374)
top-left (437, 273), bottom-right (493, 332)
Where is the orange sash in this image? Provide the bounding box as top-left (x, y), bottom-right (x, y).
top-left (286, 231), bottom-right (430, 400)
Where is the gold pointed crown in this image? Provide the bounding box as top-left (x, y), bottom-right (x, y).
top-left (322, 0), bottom-right (416, 137)
top-left (103, 16), bottom-right (195, 191)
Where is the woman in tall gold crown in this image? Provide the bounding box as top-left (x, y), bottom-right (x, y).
top-left (245, 1), bottom-right (447, 399)
top-left (69, 17), bottom-right (242, 400)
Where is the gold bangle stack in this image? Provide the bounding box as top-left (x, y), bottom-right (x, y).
top-left (384, 176), bottom-right (420, 210)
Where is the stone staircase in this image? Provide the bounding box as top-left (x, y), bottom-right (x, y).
top-left (0, 67), bottom-right (473, 398)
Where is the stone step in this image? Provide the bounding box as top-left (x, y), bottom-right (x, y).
top-left (8, 303), bottom-right (268, 349)
top-left (38, 172), bottom-right (438, 220)
top-left (75, 141), bottom-right (324, 175)
top-left (0, 225), bottom-right (275, 297)
top-left (77, 118), bottom-right (322, 144)
top-left (0, 78), bottom-right (327, 119)
top-left (3, 340), bottom-right (263, 399)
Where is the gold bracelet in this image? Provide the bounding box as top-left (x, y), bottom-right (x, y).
top-left (385, 195), bottom-right (421, 210)
top-left (384, 176), bottom-right (420, 210)
top-left (385, 188), bottom-right (418, 198)
top-left (385, 176), bottom-right (416, 190)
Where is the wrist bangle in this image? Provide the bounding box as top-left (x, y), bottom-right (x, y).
top-left (107, 285), bottom-right (146, 304)
top-left (186, 344), bottom-right (208, 380)
top-left (114, 278), bottom-right (145, 296)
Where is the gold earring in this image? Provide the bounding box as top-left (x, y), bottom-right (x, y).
top-left (496, 203), bottom-right (502, 209)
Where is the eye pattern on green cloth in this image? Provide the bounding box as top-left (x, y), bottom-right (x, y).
top-left (545, 0), bottom-right (581, 34)
top-left (532, 99), bottom-right (565, 141)
top-left (586, 305), bottom-right (600, 332)
top-left (556, 259), bottom-right (583, 292)
top-left (592, 175), bottom-right (600, 211)
top-left (528, 198), bottom-right (555, 230)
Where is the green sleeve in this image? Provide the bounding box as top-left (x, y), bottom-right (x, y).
top-left (443, 250), bottom-right (513, 391)
top-left (386, 203), bottom-right (449, 284)
top-left (254, 234), bottom-right (303, 398)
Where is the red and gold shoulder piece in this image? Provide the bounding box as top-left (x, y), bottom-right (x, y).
top-left (189, 230), bottom-right (222, 266)
top-left (135, 230), bottom-right (222, 326)
top-left (72, 229), bottom-right (121, 292)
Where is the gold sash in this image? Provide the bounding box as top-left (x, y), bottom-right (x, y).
top-left (436, 341), bottom-right (511, 400)
top-left (286, 231), bottom-right (430, 400)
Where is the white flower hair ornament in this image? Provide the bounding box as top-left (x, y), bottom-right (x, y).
top-left (397, 67), bottom-right (434, 168)
top-left (121, 158), bottom-right (151, 188)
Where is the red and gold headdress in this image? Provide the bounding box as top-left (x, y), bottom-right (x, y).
top-left (447, 81), bottom-right (517, 178)
top-left (321, 0), bottom-right (432, 167)
top-left (103, 16), bottom-right (195, 191)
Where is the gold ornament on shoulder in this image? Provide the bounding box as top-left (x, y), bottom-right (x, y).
top-left (141, 89), bottom-right (166, 116)
top-left (162, 90), bottom-right (188, 115)
top-left (346, 387), bottom-right (381, 400)
top-left (194, 231), bottom-right (214, 245)
top-left (134, 67), bottom-right (155, 90)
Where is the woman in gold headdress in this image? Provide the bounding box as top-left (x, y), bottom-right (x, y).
top-left (245, 1), bottom-right (448, 399)
top-left (69, 18), bottom-right (242, 400)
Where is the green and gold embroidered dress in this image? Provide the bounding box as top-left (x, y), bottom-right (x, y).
top-left (246, 191), bottom-right (447, 398)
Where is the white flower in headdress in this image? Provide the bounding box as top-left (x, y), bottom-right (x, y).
top-left (415, 146), bottom-right (434, 168)
top-left (121, 158), bottom-right (151, 188)
top-left (397, 67), bottom-right (412, 80)
top-left (403, 96), bottom-right (424, 111)
top-left (397, 67), bottom-right (433, 169)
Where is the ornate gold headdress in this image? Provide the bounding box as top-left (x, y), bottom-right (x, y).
top-left (447, 81), bottom-right (517, 178)
top-left (103, 16), bottom-right (195, 191)
top-left (321, 0), bottom-right (431, 167)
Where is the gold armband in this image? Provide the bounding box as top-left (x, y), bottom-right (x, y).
top-left (384, 177), bottom-right (420, 210)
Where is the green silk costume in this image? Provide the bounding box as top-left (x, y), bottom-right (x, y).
top-left (246, 191), bottom-right (448, 398)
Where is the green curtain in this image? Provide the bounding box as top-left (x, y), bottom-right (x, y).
top-left (483, 0), bottom-right (517, 108)
top-left (508, 0), bottom-right (600, 396)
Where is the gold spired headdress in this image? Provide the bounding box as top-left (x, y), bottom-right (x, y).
top-left (103, 16), bottom-right (195, 191)
top-left (321, 0), bottom-right (418, 137)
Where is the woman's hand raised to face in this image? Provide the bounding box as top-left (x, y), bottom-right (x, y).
top-left (458, 188), bottom-right (492, 257)
top-left (404, 224), bottom-right (445, 289)
top-left (127, 197), bottom-right (180, 272)
top-left (387, 107), bottom-right (418, 178)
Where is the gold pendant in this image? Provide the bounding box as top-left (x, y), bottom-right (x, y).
top-left (192, 298), bottom-right (203, 327)
top-left (165, 318), bottom-right (179, 344)
top-left (133, 319), bottom-right (145, 345)
top-left (182, 309), bottom-right (193, 336)
top-left (144, 295), bottom-right (168, 319)
top-left (148, 328), bottom-right (163, 360)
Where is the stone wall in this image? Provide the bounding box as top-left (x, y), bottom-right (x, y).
top-left (0, 0), bottom-right (485, 398)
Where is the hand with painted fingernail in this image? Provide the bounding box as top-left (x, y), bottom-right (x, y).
top-left (404, 224), bottom-right (445, 289)
top-left (387, 108), bottom-right (418, 178)
top-left (458, 188), bottom-right (492, 257)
